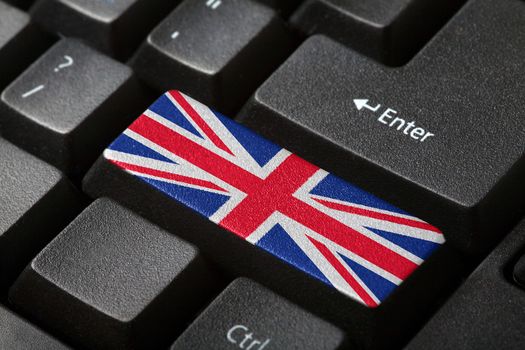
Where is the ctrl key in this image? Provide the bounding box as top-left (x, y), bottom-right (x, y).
top-left (171, 278), bottom-right (346, 350)
top-left (9, 199), bottom-right (217, 350)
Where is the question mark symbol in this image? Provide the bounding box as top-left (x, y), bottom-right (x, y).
top-left (54, 55), bottom-right (74, 72)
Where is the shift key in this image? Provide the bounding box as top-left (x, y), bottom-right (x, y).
top-left (238, 0), bottom-right (525, 254)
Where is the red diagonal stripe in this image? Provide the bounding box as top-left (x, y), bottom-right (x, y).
top-left (313, 198), bottom-right (442, 233)
top-left (219, 154), bottom-right (319, 237)
top-left (308, 237), bottom-right (378, 307)
top-left (169, 90), bottom-right (234, 155)
top-left (282, 198), bottom-right (418, 280)
top-left (110, 159), bottom-right (227, 193)
top-left (128, 115), bottom-right (263, 190)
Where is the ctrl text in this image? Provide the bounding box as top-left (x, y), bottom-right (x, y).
top-left (227, 324), bottom-right (271, 349)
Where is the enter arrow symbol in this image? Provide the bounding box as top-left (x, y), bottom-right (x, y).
top-left (353, 99), bottom-right (381, 112)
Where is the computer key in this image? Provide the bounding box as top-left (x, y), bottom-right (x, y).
top-left (239, 0), bottom-right (525, 255)
top-left (30, 0), bottom-right (177, 58)
top-left (83, 90), bottom-right (464, 349)
top-left (0, 38), bottom-right (145, 178)
top-left (0, 138), bottom-right (82, 292)
top-left (0, 1), bottom-right (50, 90)
top-left (131, 0), bottom-right (295, 113)
top-left (291, 0), bottom-right (465, 65)
top-left (171, 278), bottom-right (346, 350)
top-left (405, 219), bottom-right (525, 350)
top-left (9, 198), bottom-right (217, 350)
top-left (0, 306), bottom-right (69, 349)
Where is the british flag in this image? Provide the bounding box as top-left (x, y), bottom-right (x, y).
top-left (104, 90), bottom-right (445, 307)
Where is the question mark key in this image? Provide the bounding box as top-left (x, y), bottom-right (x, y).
top-left (0, 39), bottom-right (146, 176)
top-left (54, 55), bottom-right (74, 72)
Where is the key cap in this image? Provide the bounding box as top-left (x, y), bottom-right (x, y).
top-left (0, 1), bottom-right (50, 90)
top-left (131, 0), bottom-right (295, 114)
top-left (171, 278), bottom-right (346, 350)
top-left (30, 0), bottom-right (177, 59)
top-left (9, 198), bottom-right (217, 350)
top-left (291, 0), bottom-right (465, 65)
top-left (0, 38), bottom-right (145, 177)
top-left (239, 0), bottom-right (525, 255)
top-left (83, 90), bottom-right (464, 349)
top-left (0, 306), bottom-right (69, 349)
top-left (0, 138), bottom-right (82, 291)
top-left (405, 219), bottom-right (525, 350)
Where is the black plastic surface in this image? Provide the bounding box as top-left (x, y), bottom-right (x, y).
top-left (0, 39), bottom-right (145, 177)
top-left (291, 0), bottom-right (465, 65)
top-left (0, 137), bottom-right (82, 292)
top-left (9, 199), bottom-right (217, 349)
top-left (405, 219), bottom-right (525, 350)
top-left (0, 305), bottom-right (69, 349)
top-left (171, 278), bottom-right (346, 350)
top-left (30, 0), bottom-right (178, 58)
top-left (132, 0), bottom-right (295, 113)
top-left (0, 1), bottom-right (50, 89)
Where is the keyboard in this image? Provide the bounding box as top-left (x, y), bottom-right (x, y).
top-left (0, 0), bottom-right (524, 349)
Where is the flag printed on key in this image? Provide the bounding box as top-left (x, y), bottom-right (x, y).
top-left (104, 91), bottom-right (445, 307)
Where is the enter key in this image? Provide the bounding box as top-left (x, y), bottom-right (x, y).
top-left (238, 0), bottom-right (525, 255)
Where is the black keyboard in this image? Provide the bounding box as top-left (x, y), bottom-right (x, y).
top-left (0, 0), bottom-right (524, 349)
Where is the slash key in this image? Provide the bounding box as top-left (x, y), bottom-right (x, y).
top-left (0, 38), bottom-right (145, 177)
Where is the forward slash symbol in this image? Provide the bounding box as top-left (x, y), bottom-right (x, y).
top-left (22, 84), bottom-right (45, 98)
